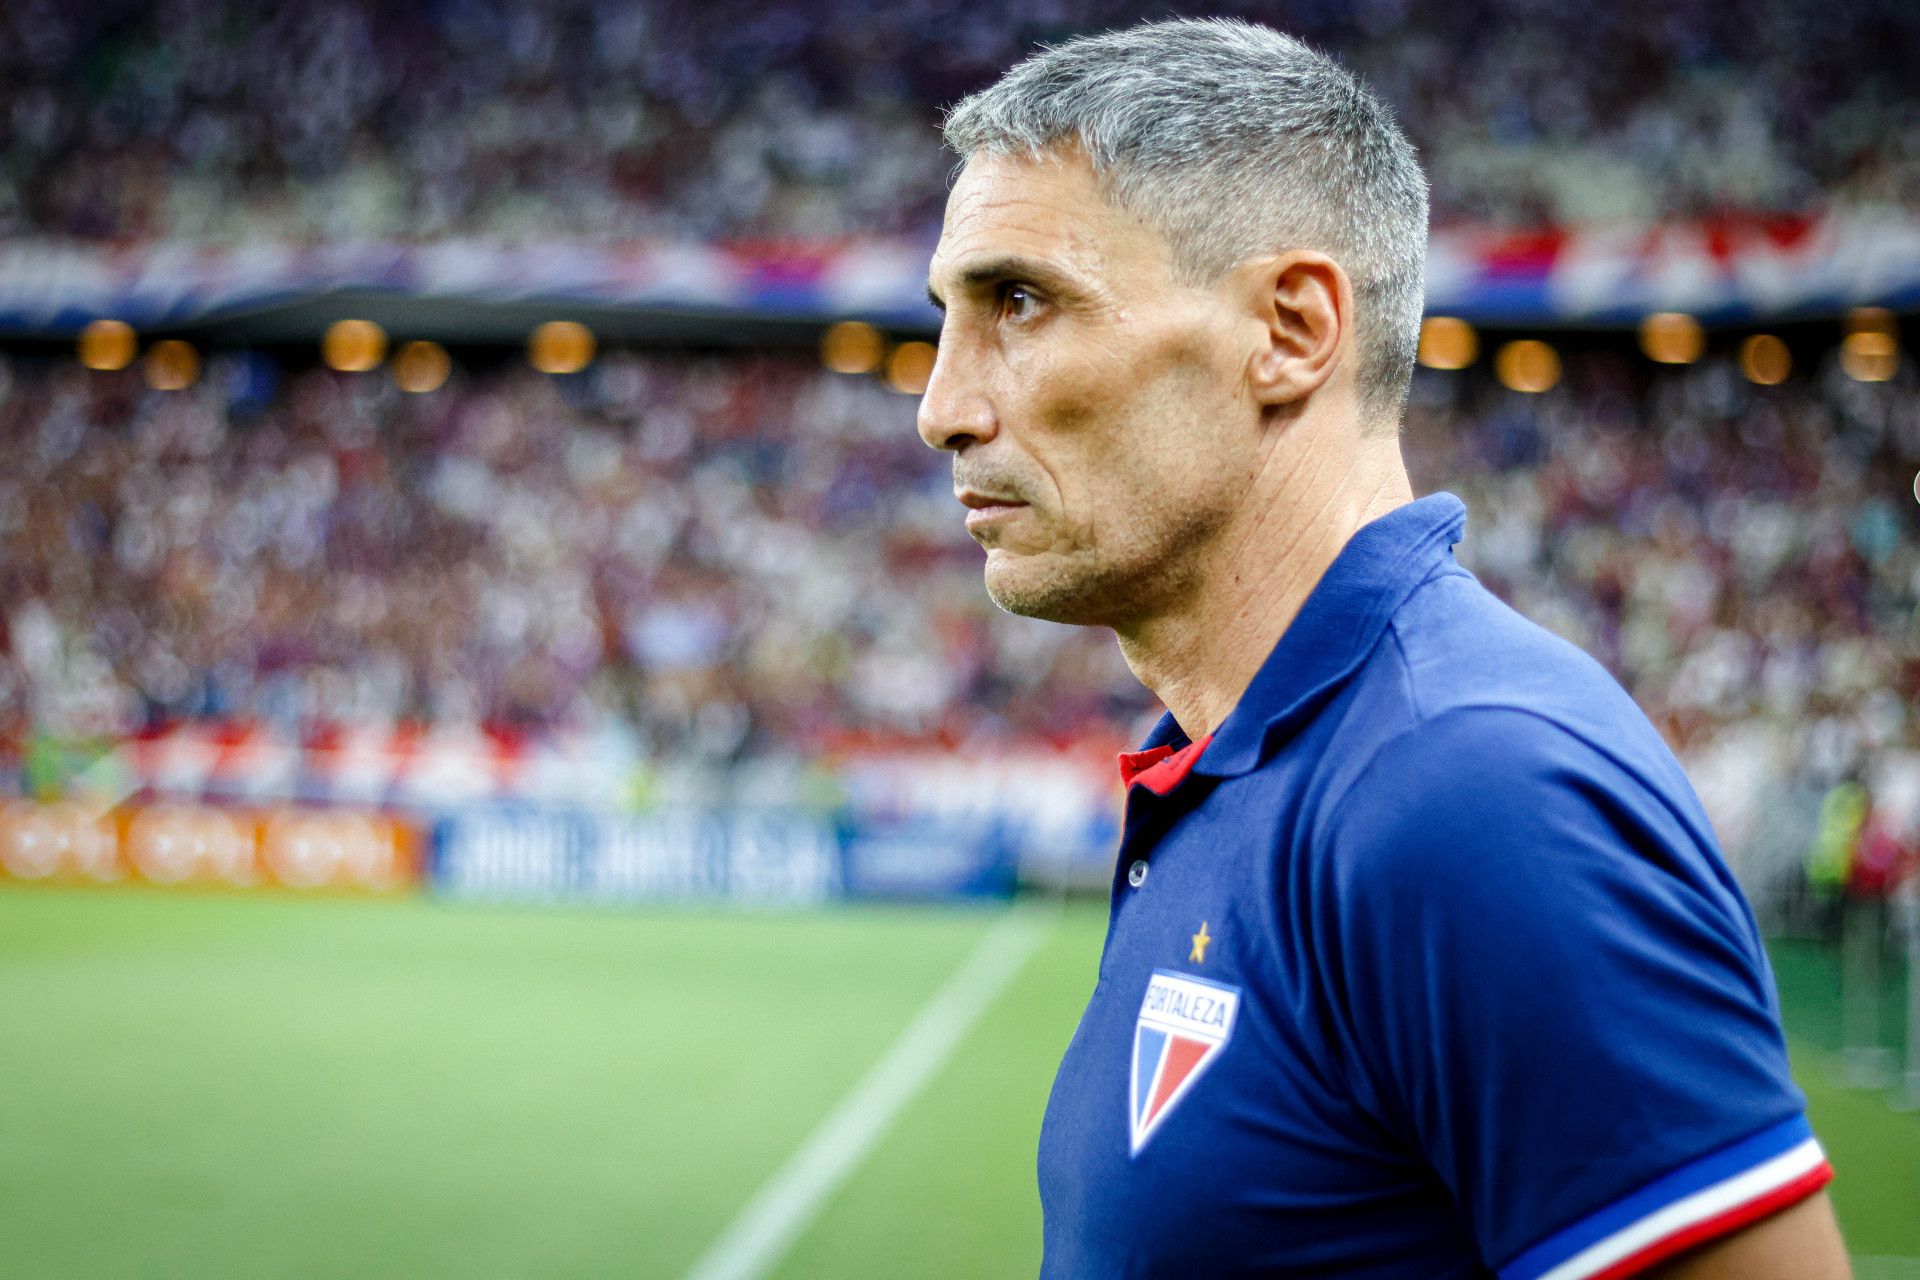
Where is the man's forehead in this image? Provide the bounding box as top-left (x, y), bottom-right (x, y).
top-left (929, 152), bottom-right (1165, 290)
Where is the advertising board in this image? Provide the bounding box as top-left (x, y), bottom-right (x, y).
top-left (432, 809), bottom-right (839, 905)
top-left (0, 801), bottom-right (419, 893)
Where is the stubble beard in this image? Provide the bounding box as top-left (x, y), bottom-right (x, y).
top-left (983, 547), bottom-right (1132, 625)
top-left (980, 504), bottom-right (1221, 630)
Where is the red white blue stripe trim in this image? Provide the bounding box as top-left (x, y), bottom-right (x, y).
top-left (1498, 1116), bottom-right (1833, 1280)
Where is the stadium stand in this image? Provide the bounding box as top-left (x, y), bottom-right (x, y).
top-left (0, 349), bottom-right (1142, 744)
top-left (1, 0), bottom-right (1917, 243)
top-left (1, 328), bottom-right (1918, 900)
top-left (0, 0), bottom-right (1916, 907)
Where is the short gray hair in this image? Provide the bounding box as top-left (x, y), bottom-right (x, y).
top-left (943, 18), bottom-right (1429, 428)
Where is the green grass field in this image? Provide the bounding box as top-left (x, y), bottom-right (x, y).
top-left (0, 887), bottom-right (1914, 1279)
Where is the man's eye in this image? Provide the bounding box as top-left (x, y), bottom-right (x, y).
top-left (1003, 285), bottom-right (1039, 320)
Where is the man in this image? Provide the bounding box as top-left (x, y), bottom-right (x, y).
top-left (918, 19), bottom-right (1851, 1280)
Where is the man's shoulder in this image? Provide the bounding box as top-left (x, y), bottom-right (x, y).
top-left (1306, 634), bottom-right (1739, 949)
top-left (1315, 565), bottom-right (1702, 838)
top-left (1386, 565), bottom-right (1639, 732)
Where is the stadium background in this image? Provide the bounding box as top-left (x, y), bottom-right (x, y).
top-left (0, 1), bottom-right (1917, 1276)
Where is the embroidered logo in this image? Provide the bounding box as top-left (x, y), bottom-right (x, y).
top-left (1129, 969), bottom-right (1240, 1155)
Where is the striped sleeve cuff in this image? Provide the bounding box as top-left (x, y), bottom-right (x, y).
top-left (1498, 1116), bottom-right (1833, 1280)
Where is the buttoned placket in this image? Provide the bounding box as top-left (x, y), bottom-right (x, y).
top-left (1113, 770), bottom-right (1214, 896)
top-left (1097, 769), bottom-right (1216, 985)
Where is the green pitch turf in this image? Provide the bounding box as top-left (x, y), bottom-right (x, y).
top-left (1768, 937), bottom-right (1920, 1261)
top-left (0, 888), bottom-right (1090, 1280)
top-left (0, 888), bottom-right (1913, 1279)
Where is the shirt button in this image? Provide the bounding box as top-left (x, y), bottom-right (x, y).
top-left (1127, 860), bottom-right (1149, 888)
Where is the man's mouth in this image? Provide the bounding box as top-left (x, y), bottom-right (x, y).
top-left (958, 490), bottom-right (1024, 510)
top-left (957, 490), bottom-right (1028, 535)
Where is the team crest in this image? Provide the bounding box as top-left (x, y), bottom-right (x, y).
top-left (1129, 969), bottom-right (1241, 1155)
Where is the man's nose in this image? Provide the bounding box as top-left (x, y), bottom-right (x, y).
top-left (916, 341), bottom-right (997, 453)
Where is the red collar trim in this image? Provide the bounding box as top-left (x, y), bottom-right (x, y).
top-left (1118, 734), bottom-right (1214, 796)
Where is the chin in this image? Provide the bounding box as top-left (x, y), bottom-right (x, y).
top-left (982, 552), bottom-right (1114, 626)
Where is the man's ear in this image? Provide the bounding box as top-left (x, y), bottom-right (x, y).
top-left (1243, 251), bottom-right (1352, 409)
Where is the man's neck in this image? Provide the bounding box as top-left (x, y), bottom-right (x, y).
top-left (1113, 424), bottom-right (1413, 742)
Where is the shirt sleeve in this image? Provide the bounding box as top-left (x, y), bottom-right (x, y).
top-left (1316, 705), bottom-right (1830, 1280)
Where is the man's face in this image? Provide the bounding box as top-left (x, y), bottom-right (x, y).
top-left (919, 151), bottom-right (1260, 628)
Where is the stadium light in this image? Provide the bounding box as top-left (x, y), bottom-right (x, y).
top-left (1740, 334), bottom-right (1792, 386)
top-left (324, 319), bottom-right (388, 372)
top-left (142, 340), bottom-right (200, 391)
top-left (393, 341), bottom-right (452, 393)
top-left (77, 319), bottom-right (137, 371)
top-left (1495, 339), bottom-right (1561, 393)
top-left (1839, 308), bottom-right (1900, 382)
top-left (1417, 316), bottom-right (1478, 370)
top-left (885, 341), bottom-right (936, 395)
top-left (1841, 331), bottom-right (1899, 383)
top-left (1638, 313), bottom-right (1704, 365)
top-left (530, 321), bottom-right (595, 374)
top-left (822, 320), bottom-right (886, 374)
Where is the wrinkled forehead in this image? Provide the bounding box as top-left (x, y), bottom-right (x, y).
top-left (928, 150), bottom-right (1176, 297)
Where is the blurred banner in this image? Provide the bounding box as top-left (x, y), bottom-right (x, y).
top-left (0, 799), bottom-right (418, 892)
top-left (835, 748), bottom-right (1118, 896)
top-left (423, 740), bottom-right (1120, 904)
top-left (4, 726), bottom-right (1125, 903)
top-left (432, 809), bottom-right (841, 905)
top-left (0, 238), bottom-right (942, 335)
top-left (5, 212), bottom-right (1920, 335)
top-left (118, 721), bottom-right (641, 812)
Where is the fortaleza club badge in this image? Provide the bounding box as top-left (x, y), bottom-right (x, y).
top-left (1129, 969), bottom-right (1241, 1155)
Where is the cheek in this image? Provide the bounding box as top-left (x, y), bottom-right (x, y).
top-left (1001, 314), bottom-right (1242, 545)
top-left (1013, 355), bottom-right (1137, 507)
top-left (1052, 374), bottom-right (1238, 534)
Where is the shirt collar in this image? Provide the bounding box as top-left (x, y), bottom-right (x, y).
top-left (1118, 733), bottom-right (1214, 795)
top-left (1133, 492), bottom-right (1468, 782)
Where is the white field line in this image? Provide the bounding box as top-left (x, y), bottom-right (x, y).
top-left (681, 909), bottom-right (1055, 1280)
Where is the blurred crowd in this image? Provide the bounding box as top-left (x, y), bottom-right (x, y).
top-left (1406, 344), bottom-right (1920, 893)
top-left (5, 330), bottom-right (1920, 896)
top-left (1, 0), bottom-right (1917, 246)
top-left (0, 347), bottom-right (1150, 764)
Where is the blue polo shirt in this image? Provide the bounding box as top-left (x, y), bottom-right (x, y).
top-left (1037, 494), bottom-right (1829, 1280)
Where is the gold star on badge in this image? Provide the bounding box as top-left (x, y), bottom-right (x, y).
top-left (1189, 921), bottom-right (1211, 964)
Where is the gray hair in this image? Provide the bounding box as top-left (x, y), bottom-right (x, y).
top-left (943, 18), bottom-right (1429, 429)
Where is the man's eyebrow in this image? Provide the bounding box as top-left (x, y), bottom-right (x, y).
top-left (929, 254), bottom-right (1084, 307)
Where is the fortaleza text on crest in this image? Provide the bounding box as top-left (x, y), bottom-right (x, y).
top-left (1129, 970), bottom-right (1241, 1155)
